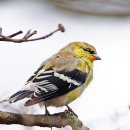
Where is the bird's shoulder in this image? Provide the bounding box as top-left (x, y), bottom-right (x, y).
top-left (26, 49), bottom-right (90, 85)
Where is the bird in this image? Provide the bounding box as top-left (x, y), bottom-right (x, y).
top-left (3, 42), bottom-right (101, 115)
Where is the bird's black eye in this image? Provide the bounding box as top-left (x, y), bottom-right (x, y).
top-left (83, 48), bottom-right (96, 54)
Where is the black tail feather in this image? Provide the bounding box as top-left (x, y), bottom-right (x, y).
top-left (9, 90), bottom-right (33, 103)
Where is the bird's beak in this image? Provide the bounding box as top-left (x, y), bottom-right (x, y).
top-left (89, 54), bottom-right (101, 61)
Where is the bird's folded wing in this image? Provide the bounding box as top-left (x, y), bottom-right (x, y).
top-left (25, 53), bottom-right (88, 106)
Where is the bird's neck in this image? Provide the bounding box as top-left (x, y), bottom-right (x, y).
top-left (82, 57), bottom-right (94, 66)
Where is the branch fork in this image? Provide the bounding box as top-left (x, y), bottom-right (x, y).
top-left (0, 24), bottom-right (65, 43)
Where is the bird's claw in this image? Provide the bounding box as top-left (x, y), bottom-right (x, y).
top-left (66, 105), bottom-right (78, 117)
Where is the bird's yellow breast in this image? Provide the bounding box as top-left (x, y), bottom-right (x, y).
top-left (44, 86), bottom-right (84, 107)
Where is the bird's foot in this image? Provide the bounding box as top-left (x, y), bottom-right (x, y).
top-left (45, 105), bottom-right (51, 116)
top-left (45, 108), bottom-right (50, 116)
top-left (66, 105), bottom-right (78, 117)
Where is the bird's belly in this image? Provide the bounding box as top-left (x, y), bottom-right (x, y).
top-left (43, 87), bottom-right (83, 107)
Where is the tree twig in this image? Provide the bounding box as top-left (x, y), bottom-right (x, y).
top-left (0, 110), bottom-right (90, 130)
top-left (0, 24), bottom-right (65, 43)
top-left (8, 31), bottom-right (23, 38)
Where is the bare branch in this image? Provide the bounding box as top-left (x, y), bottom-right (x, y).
top-left (23, 29), bottom-right (32, 39)
top-left (0, 27), bottom-right (2, 35)
top-left (25, 31), bottom-right (37, 39)
top-left (0, 24), bottom-right (65, 43)
top-left (0, 110), bottom-right (90, 130)
top-left (8, 31), bottom-right (23, 38)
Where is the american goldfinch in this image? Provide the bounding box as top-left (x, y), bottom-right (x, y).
top-left (7, 42), bottom-right (101, 114)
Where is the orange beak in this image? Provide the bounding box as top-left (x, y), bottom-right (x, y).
top-left (89, 54), bottom-right (101, 61)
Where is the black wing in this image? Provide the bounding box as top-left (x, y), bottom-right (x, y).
top-left (25, 65), bottom-right (43, 85)
top-left (25, 67), bottom-right (88, 106)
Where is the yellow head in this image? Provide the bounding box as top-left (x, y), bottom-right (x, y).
top-left (67, 42), bottom-right (101, 63)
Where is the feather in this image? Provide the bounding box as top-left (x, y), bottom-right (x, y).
top-left (24, 67), bottom-right (88, 106)
top-left (9, 90), bottom-right (33, 103)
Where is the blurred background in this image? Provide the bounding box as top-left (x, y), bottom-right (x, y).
top-left (0, 0), bottom-right (130, 130)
